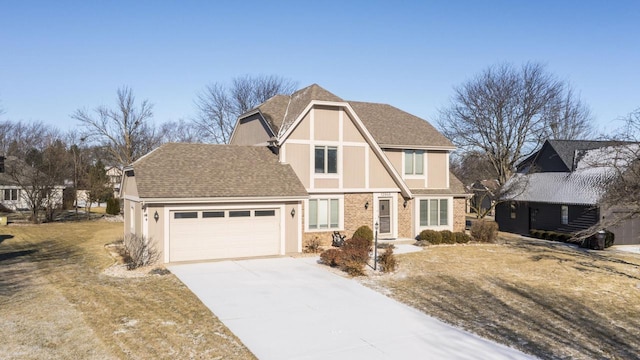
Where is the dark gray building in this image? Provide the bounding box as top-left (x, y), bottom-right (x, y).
top-left (496, 140), bottom-right (639, 245)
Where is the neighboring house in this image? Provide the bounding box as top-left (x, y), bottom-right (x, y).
top-left (495, 139), bottom-right (640, 245)
top-left (122, 84), bottom-right (468, 263)
top-left (0, 155), bottom-right (64, 212)
top-left (468, 179), bottom-right (499, 216)
top-left (0, 156), bottom-right (28, 211)
top-left (105, 166), bottom-right (122, 198)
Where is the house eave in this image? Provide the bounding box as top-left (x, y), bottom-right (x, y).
top-left (380, 144), bottom-right (456, 151)
top-left (138, 195), bottom-right (308, 205)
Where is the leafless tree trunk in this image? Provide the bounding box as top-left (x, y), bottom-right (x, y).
top-left (193, 75), bottom-right (297, 144)
top-left (72, 86), bottom-right (161, 169)
top-left (439, 62), bottom-right (594, 185)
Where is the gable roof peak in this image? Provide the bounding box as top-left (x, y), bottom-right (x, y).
top-left (290, 83), bottom-right (343, 103)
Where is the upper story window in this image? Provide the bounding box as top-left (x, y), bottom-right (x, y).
top-left (404, 150), bottom-right (424, 175)
top-left (315, 146), bottom-right (337, 174)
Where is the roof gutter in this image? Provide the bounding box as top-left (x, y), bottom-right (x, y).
top-left (138, 195), bottom-right (309, 205)
top-left (380, 144), bottom-right (456, 151)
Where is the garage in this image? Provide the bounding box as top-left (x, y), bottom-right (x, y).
top-left (168, 208), bottom-right (281, 262)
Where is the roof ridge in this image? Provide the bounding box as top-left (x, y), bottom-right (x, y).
top-left (278, 96), bottom-right (292, 138)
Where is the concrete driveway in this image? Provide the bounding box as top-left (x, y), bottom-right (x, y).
top-left (169, 257), bottom-right (533, 360)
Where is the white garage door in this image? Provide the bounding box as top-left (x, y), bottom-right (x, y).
top-left (169, 208), bottom-right (281, 262)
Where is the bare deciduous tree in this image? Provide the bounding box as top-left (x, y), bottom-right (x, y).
top-left (590, 108), bottom-right (640, 238)
top-left (543, 87), bottom-right (593, 140)
top-left (0, 120), bottom-right (59, 158)
top-left (193, 75), bottom-right (297, 143)
top-left (438, 62), bottom-right (594, 185)
top-left (159, 119), bottom-right (203, 143)
top-left (72, 86), bottom-right (161, 169)
top-left (5, 139), bottom-right (69, 223)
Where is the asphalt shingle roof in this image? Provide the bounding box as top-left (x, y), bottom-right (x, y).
top-left (256, 84), bottom-right (343, 135)
top-left (132, 143), bottom-right (308, 199)
top-left (547, 140), bottom-right (625, 170)
top-left (348, 101), bottom-right (453, 148)
top-left (506, 144), bottom-right (638, 205)
top-left (248, 84), bottom-right (452, 148)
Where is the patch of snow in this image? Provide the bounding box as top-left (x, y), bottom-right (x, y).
top-left (123, 318), bottom-right (138, 327)
top-left (392, 244), bottom-right (423, 254)
top-left (611, 245), bottom-right (640, 254)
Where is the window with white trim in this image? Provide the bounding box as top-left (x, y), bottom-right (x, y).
top-left (419, 199), bottom-right (448, 226)
top-left (561, 205), bottom-right (568, 225)
top-left (315, 146), bottom-right (338, 174)
top-left (308, 198), bottom-right (339, 229)
top-left (3, 189), bottom-right (18, 201)
top-left (404, 150), bottom-right (424, 175)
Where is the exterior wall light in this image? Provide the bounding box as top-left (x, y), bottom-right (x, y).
top-left (403, 200), bottom-right (408, 208)
top-left (153, 211), bottom-right (159, 223)
top-left (291, 208), bottom-right (296, 217)
top-left (365, 201), bottom-right (369, 210)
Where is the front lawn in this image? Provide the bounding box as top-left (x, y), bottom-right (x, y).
top-left (0, 221), bottom-right (255, 359)
top-left (361, 235), bottom-right (640, 359)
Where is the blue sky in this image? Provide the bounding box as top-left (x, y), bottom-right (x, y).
top-left (1, 1), bottom-right (639, 134)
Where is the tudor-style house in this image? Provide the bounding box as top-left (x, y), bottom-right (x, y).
top-left (121, 84), bottom-right (468, 263)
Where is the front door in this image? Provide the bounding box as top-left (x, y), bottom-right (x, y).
top-left (379, 199), bottom-right (391, 234)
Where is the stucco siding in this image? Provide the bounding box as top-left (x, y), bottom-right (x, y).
top-left (314, 106), bottom-right (340, 141)
top-left (284, 143), bottom-right (310, 188)
top-left (314, 178), bottom-right (339, 189)
top-left (146, 204), bottom-right (165, 261)
top-left (343, 111), bottom-right (365, 143)
top-left (384, 149), bottom-right (403, 174)
top-left (343, 146), bottom-right (366, 188)
top-left (122, 172), bottom-right (139, 198)
top-left (369, 148), bottom-right (397, 189)
top-left (427, 151), bottom-right (448, 188)
top-left (289, 113), bottom-right (310, 140)
top-left (405, 179), bottom-right (425, 188)
top-left (284, 201), bottom-right (300, 253)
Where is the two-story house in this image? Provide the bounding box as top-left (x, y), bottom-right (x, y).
top-left (121, 84), bottom-right (468, 263)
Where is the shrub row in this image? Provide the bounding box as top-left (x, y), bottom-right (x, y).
top-left (530, 229), bottom-right (615, 249)
top-left (416, 229), bottom-right (471, 245)
top-left (529, 229), bottom-right (572, 242)
top-left (582, 231), bottom-right (615, 249)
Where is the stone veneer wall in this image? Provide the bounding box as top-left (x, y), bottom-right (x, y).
top-left (397, 194), bottom-right (412, 238)
top-left (453, 197), bottom-right (466, 232)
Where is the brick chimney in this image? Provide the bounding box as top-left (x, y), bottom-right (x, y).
top-left (0, 156), bottom-right (4, 173)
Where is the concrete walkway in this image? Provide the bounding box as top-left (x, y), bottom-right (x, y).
top-left (169, 257), bottom-right (534, 360)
